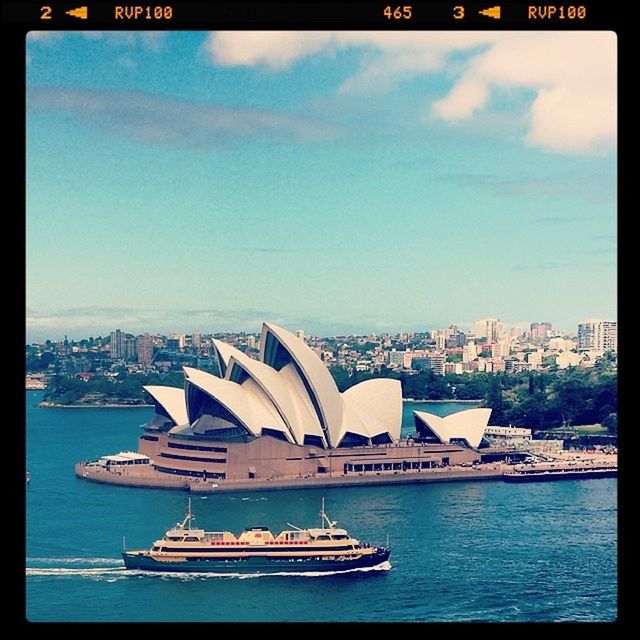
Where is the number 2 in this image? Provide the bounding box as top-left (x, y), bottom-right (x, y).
top-left (40, 6), bottom-right (52, 20)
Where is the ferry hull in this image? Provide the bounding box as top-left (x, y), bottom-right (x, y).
top-left (122, 549), bottom-right (390, 573)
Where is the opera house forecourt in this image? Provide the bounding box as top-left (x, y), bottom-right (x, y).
top-left (76, 322), bottom-right (498, 492)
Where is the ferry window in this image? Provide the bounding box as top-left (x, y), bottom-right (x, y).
top-left (364, 464), bottom-right (373, 471)
top-left (316, 535), bottom-right (330, 540)
top-left (354, 464), bottom-right (363, 472)
top-left (393, 463), bottom-right (402, 470)
top-left (210, 533), bottom-right (223, 541)
top-left (184, 537), bottom-right (199, 542)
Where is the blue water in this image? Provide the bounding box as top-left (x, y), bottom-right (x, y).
top-left (26, 391), bottom-right (617, 622)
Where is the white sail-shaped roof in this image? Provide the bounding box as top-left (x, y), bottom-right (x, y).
top-left (211, 339), bottom-right (242, 378)
top-left (278, 362), bottom-right (327, 445)
top-left (147, 324), bottom-right (406, 449)
top-left (226, 353), bottom-right (308, 445)
top-left (342, 379), bottom-right (402, 442)
top-left (183, 367), bottom-right (277, 438)
top-left (413, 408), bottom-right (492, 448)
top-left (260, 322), bottom-right (344, 447)
top-left (143, 385), bottom-right (189, 426)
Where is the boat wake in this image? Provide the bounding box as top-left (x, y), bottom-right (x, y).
top-left (28, 557), bottom-right (123, 566)
top-left (26, 559), bottom-right (391, 580)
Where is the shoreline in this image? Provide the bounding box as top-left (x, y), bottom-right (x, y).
top-left (75, 463), bottom-right (507, 492)
top-left (36, 402), bottom-right (153, 409)
top-left (74, 460), bottom-right (617, 494)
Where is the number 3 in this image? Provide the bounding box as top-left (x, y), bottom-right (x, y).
top-left (453, 5), bottom-right (464, 19)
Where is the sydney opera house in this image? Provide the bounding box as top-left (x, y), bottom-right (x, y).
top-left (80, 322), bottom-right (493, 487)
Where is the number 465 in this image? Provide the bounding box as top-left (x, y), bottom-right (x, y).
top-left (383, 6), bottom-right (413, 19)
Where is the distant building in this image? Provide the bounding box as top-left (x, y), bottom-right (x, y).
top-left (484, 426), bottom-right (532, 445)
top-left (462, 342), bottom-right (477, 363)
top-left (388, 350), bottom-right (405, 368)
top-left (474, 318), bottom-right (500, 343)
top-left (491, 339), bottom-right (510, 359)
top-left (247, 335), bottom-right (256, 350)
top-left (530, 322), bottom-right (552, 341)
top-left (556, 351), bottom-right (582, 369)
top-left (296, 329), bottom-right (305, 341)
top-left (436, 334), bottom-right (446, 351)
top-left (192, 331), bottom-right (202, 349)
top-left (427, 353), bottom-right (446, 376)
top-left (527, 351), bottom-right (543, 370)
top-left (548, 337), bottom-right (574, 352)
top-left (444, 362), bottom-right (463, 375)
top-left (137, 333), bottom-right (153, 366)
top-left (506, 360), bottom-right (532, 373)
top-left (110, 329), bottom-right (125, 359)
top-left (167, 334), bottom-right (185, 351)
top-left (578, 320), bottom-right (617, 353)
top-left (124, 335), bottom-right (136, 360)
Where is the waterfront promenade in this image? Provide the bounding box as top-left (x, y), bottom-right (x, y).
top-left (75, 451), bottom-right (616, 494)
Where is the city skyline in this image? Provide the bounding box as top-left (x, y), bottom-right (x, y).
top-left (27, 31), bottom-right (616, 342)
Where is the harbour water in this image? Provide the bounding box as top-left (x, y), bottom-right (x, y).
top-left (26, 391), bottom-right (617, 622)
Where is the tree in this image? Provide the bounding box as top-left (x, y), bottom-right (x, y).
top-left (602, 413), bottom-right (617, 434)
top-left (484, 375), bottom-right (504, 425)
top-left (329, 366), bottom-right (351, 392)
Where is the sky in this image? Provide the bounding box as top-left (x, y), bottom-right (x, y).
top-left (26, 31), bottom-right (616, 341)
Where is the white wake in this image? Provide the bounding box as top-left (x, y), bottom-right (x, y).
top-left (26, 559), bottom-right (391, 580)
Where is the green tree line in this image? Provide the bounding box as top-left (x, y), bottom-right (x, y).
top-left (330, 365), bottom-right (617, 432)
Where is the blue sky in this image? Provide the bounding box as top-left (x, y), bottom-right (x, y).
top-left (26, 31), bottom-right (616, 341)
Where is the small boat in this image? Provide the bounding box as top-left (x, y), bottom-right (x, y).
top-left (122, 498), bottom-right (390, 574)
top-left (26, 471), bottom-right (30, 484)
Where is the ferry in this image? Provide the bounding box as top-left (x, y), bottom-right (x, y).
top-left (122, 499), bottom-right (390, 574)
top-left (503, 465), bottom-right (617, 482)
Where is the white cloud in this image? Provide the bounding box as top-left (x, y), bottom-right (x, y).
top-left (204, 31), bottom-right (616, 155)
top-left (27, 87), bottom-right (337, 147)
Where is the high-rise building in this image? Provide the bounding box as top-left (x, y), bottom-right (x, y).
top-left (491, 339), bottom-right (510, 359)
top-left (388, 351), bottom-right (405, 368)
top-left (462, 342), bottom-right (477, 363)
top-left (473, 318), bottom-right (500, 343)
top-left (110, 329), bottom-right (124, 359)
top-left (167, 334), bottom-right (185, 351)
top-left (137, 333), bottom-right (153, 365)
top-left (436, 334), bottom-right (446, 351)
top-left (124, 335), bottom-right (136, 360)
top-left (446, 330), bottom-right (467, 348)
top-left (426, 353), bottom-right (446, 376)
top-left (577, 320), bottom-right (617, 353)
top-left (247, 335), bottom-right (256, 350)
top-left (530, 322), bottom-right (552, 341)
top-left (192, 331), bottom-right (202, 349)
top-left (296, 329), bottom-right (305, 341)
